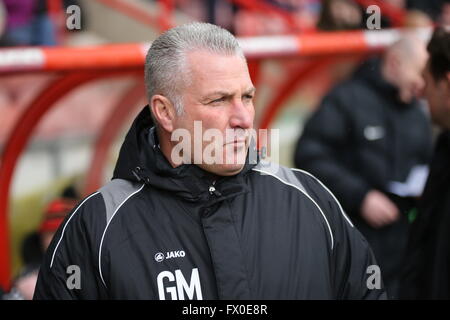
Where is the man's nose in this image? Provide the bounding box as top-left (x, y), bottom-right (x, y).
top-left (229, 99), bottom-right (254, 129)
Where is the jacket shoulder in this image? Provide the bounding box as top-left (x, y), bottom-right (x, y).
top-left (47, 179), bottom-right (145, 269)
top-left (323, 77), bottom-right (375, 111)
top-left (252, 161), bottom-right (349, 214)
top-left (251, 162), bottom-right (355, 250)
top-left (98, 179), bottom-right (146, 225)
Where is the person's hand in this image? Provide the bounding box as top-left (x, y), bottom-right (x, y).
top-left (361, 190), bottom-right (400, 228)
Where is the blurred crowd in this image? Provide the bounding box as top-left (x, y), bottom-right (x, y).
top-left (0, 0), bottom-right (450, 47)
top-left (0, 0), bottom-right (81, 46)
top-left (175, 0), bottom-right (447, 35)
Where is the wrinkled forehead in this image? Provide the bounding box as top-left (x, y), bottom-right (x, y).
top-left (182, 50), bottom-right (251, 91)
top-left (185, 48), bottom-right (247, 71)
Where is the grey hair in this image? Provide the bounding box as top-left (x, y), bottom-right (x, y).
top-left (144, 22), bottom-right (245, 116)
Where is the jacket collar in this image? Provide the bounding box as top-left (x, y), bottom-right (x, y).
top-left (113, 106), bottom-right (258, 202)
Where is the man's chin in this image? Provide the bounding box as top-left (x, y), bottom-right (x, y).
top-left (196, 147), bottom-right (249, 176)
top-left (198, 163), bottom-right (246, 177)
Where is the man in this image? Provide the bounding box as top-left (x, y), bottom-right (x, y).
top-left (401, 27), bottom-right (450, 299)
top-left (34, 22), bottom-right (385, 300)
top-left (294, 36), bottom-right (432, 298)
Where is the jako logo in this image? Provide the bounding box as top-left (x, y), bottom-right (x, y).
top-left (157, 268), bottom-right (203, 300)
top-left (155, 250), bottom-right (186, 262)
top-left (166, 250), bottom-right (185, 259)
top-left (154, 252), bottom-right (165, 262)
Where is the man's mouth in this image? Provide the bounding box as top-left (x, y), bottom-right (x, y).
top-left (224, 134), bottom-right (248, 144)
top-left (224, 139), bottom-right (247, 148)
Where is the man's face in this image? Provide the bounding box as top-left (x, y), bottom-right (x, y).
top-left (171, 50), bottom-right (255, 176)
top-left (422, 63), bottom-right (450, 129)
top-left (395, 49), bottom-right (428, 103)
top-left (330, 0), bottom-right (362, 29)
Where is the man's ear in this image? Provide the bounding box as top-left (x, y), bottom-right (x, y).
top-left (150, 95), bottom-right (176, 133)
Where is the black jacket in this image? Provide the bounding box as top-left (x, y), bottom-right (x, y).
top-left (294, 58), bottom-right (432, 215)
top-left (34, 107), bottom-right (386, 300)
top-left (400, 131), bottom-right (450, 299)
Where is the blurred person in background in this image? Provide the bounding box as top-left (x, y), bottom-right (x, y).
top-left (0, 0), bottom-right (9, 45)
top-left (403, 9), bottom-right (434, 28)
top-left (317, 0), bottom-right (364, 31)
top-left (2, 187), bottom-right (78, 300)
top-left (440, 1), bottom-right (450, 26)
top-left (232, 0), bottom-right (320, 36)
top-left (318, 0), bottom-right (437, 31)
top-left (294, 36), bottom-right (433, 299)
top-left (408, 0), bottom-right (449, 25)
top-left (400, 27), bottom-right (450, 299)
top-left (1, 0), bottom-right (57, 46)
top-left (1, 0), bottom-right (36, 45)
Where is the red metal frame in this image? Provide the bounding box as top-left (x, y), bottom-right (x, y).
top-left (227, 0), bottom-right (300, 32)
top-left (0, 28), bottom-right (428, 73)
top-left (83, 79), bottom-right (145, 195)
top-left (258, 53), bottom-right (370, 130)
top-left (0, 69), bottom-right (141, 290)
top-left (258, 57), bottom-right (335, 130)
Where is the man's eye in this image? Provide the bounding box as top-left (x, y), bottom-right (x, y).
top-left (210, 97), bottom-right (225, 104)
top-left (243, 95), bottom-right (254, 100)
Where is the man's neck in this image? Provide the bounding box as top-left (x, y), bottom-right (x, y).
top-left (381, 60), bottom-right (397, 90)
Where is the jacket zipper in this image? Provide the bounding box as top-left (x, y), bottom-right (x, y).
top-left (208, 181), bottom-right (222, 197)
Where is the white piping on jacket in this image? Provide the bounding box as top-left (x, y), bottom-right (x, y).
top-left (98, 184), bottom-right (145, 288)
top-left (252, 168), bottom-right (335, 250)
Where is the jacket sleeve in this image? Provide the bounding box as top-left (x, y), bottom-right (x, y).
top-left (332, 215), bottom-right (387, 300)
top-left (294, 91), bottom-right (371, 215)
top-left (33, 193), bottom-right (107, 300)
top-left (296, 170), bottom-right (387, 299)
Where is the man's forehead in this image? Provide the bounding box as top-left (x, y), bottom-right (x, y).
top-left (184, 50), bottom-right (252, 91)
top-left (185, 49), bottom-right (246, 69)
